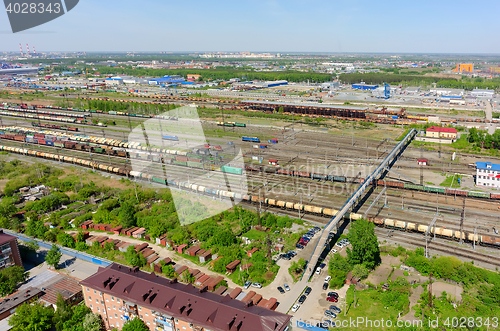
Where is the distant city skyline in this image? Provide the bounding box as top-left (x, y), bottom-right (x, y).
top-left (1, 0), bottom-right (499, 53)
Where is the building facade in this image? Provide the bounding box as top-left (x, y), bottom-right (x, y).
top-left (0, 230), bottom-right (23, 270)
top-left (453, 63), bottom-right (474, 73)
top-left (425, 127), bottom-right (457, 140)
top-left (80, 263), bottom-right (291, 331)
top-left (476, 162), bottom-right (500, 189)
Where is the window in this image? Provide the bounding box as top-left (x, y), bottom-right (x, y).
top-left (94, 290), bottom-right (96, 294)
top-left (88, 296), bottom-right (91, 300)
top-left (108, 307), bottom-right (111, 311)
top-left (111, 296), bottom-right (115, 301)
top-left (115, 313), bottom-right (118, 318)
top-left (116, 323), bottom-right (119, 327)
top-left (95, 299), bottom-right (98, 303)
top-left (117, 299), bottom-right (120, 303)
top-left (147, 321), bottom-right (150, 325)
top-left (97, 307), bottom-right (100, 312)
top-left (139, 306), bottom-right (142, 311)
top-left (145, 313), bottom-right (149, 317)
top-left (90, 304), bottom-right (93, 309)
top-left (106, 299), bottom-right (109, 302)
top-left (101, 301), bottom-right (104, 305)
top-left (87, 288), bottom-right (90, 292)
top-left (113, 305), bottom-right (116, 310)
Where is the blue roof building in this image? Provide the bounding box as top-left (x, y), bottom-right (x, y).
top-left (475, 162), bottom-right (500, 189)
top-left (352, 83), bottom-right (378, 90)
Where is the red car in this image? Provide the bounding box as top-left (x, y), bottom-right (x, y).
top-left (326, 296), bottom-right (338, 302)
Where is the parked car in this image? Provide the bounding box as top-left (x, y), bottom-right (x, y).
top-left (335, 243), bottom-right (344, 248)
top-left (284, 283), bottom-right (290, 291)
top-left (280, 254), bottom-right (291, 260)
top-left (327, 296), bottom-right (338, 302)
top-left (251, 283), bottom-right (262, 288)
top-left (325, 276), bottom-right (331, 282)
top-left (243, 281), bottom-right (251, 289)
top-left (288, 251), bottom-right (297, 257)
top-left (304, 287), bottom-right (312, 295)
top-left (329, 305), bottom-right (341, 314)
top-left (319, 263), bottom-right (326, 269)
top-left (291, 304), bottom-right (300, 312)
top-left (315, 267), bottom-right (321, 275)
top-left (314, 226), bottom-right (321, 232)
top-left (323, 282), bottom-right (329, 290)
top-left (330, 249), bottom-right (338, 254)
top-left (296, 244), bottom-right (304, 249)
top-left (328, 292), bottom-right (339, 298)
top-left (298, 295), bottom-right (307, 304)
top-left (324, 310), bottom-right (337, 318)
top-left (316, 320), bottom-right (334, 329)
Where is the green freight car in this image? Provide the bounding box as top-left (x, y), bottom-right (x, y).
top-left (173, 160), bottom-right (187, 166)
top-left (152, 177), bottom-right (166, 185)
top-left (94, 147), bottom-right (105, 154)
top-left (468, 191), bottom-right (490, 199)
top-left (54, 141), bottom-right (65, 148)
top-left (235, 123), bottom-right (246, 127)
top-left (404, 184), bottom-right (424, 191)
top-left (221, 166), bottom-right (242, 175)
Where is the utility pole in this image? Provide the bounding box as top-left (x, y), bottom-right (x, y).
top-left (428, 272), bottom-right (433, 308)
top-left (460, 198), bottom-right (466, 244)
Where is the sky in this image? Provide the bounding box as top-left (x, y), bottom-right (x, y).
top-left (1, 0), bottom-right (499, 54)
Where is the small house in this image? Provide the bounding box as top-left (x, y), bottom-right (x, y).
top-left (175, 244), bottom-right (188, 254)
top-left (225, 260), bottom-right (241, 274)
top-left (199, 249), bottom-right (212, 263)
top-left (417, 158), bottom-right (428, 166)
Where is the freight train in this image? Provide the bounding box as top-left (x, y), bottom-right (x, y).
top-left (31, 122), bottom-right (78, 132)
top-left (216, 121), bottom-right (246, 127)
top-left (1, 143), bottom-right (498, 248)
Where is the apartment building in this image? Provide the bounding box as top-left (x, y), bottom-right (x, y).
top-left (0, 229), bottom-right (22, 270)
top-left (80, 263), bottom-right (291, 331)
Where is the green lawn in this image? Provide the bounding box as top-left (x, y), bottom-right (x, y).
top-left (439, 174), bottom-right (462, 188)
top-left (242, 229), bottom-right (268, 241)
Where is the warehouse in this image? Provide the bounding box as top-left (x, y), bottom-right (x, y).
top-left (430, 88), bottom-right (464, 97)
top-left (104, 77), bottom-right (123, 85)
top-left (471, 88), bottom-right (495, 98)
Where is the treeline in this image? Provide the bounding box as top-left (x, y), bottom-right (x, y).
top-left (95, 67), bottom-right (334, 83)
top-left (437, 79), bottom-right (500, 91)
top-left (468, 127), bottom-right (500, 150)
top-left (339, 73), bottom-right (452, 85)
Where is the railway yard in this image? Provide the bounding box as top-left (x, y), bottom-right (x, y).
top-left (1, 97), bottom-right (500, 270)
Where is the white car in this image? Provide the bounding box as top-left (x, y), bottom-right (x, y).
top-left (315, 267), bottom-right (321, 275)
top-left (291, 304), bottom-right (300, 312)
top-left (325, 276), bottom-right (331, 282)
top-left (331, 249), bottom-right (338, 254)
top-left (335, 243), bottom-right (344, 248)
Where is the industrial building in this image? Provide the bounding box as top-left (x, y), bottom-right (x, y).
top-left (352, 82), bottom-right (378, 90)
top-left (0, 230), bottom-right (23, 270)
top-left (425, 127), bottom-right (457, 140)
top-left (476, 162), bottom-right (500, 189)
top-left (471, 88), bottom-right (495, 98)
top-left (453, 63), bottom-right (474, 73)
top-left (321, 81), bottom-right (340, 90)
top-left (0, 67), bottom-right (39, 76)
top-left (148, 76), bottom-right (185, 85)
top-left (430, 88), bottom-right (464, 97)
top-left (80, 263), bottom-right (291, 331)
top-left (0, 288), bottom-right (43, 321)
top-left (105, 77), bottom-right (124, 85)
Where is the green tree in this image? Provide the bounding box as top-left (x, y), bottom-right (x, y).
top-left (119, 201), bottom-right (137, 228)
top-left (9, 301), bottom-right (54, 331)
top-left (53, 294), bottom-right (72, 331)
top-left (351, 264), bottom-right (369, 279)
top-left (60, 304), bottom-right (93, 331)
top-left (125, 245), bottom-right (146, 267)
top-left (57, 233), bottom-right (76, 248)
top-left (46, 244), bottom-right (63, 269)
top-left (0, 265), bottom-right (29, 296)
top-left (347, 219), bottom-right (380, 269)
top-left (162, 264), bottom-right (176, 278)
top-left (182, 269), bottom-right (195, 284)
top-left (82, 313), bottom-right (105, 331)
top-left (122, 317), bottom-right (149, 331)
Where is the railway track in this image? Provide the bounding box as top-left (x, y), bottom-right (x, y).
top-left (376, 228), bottom-right (500, 268)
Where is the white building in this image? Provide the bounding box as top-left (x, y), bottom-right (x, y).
top-left (430, 88), bottom-right (464, 97)
top-left (321, 82), bottom-right (340, 90)
top-left (104, 77), bottom-right (123, 85)
top-left (476, 162), bottom-right (500, 189)
top-left (471, 88), bottom-right (495, 98)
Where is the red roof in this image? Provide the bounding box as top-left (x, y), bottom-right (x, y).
top-left (417, 158), bottom-right (428, 162)
top-left (427, 126), bottom-right (457, 133)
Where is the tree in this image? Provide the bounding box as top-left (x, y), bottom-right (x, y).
top-left (82, 313), bottom-right (105, 331)
top-left (9, 301), bottom-right (54, 331)
top-left (162, 264), bottom-right (176, 278)
top-left (60, 304), bottom-right (93, 331)
top-left (347, 219), bottom-right (380, 269)
top-left (182, 269), bottom-right (195, 284)
top-left (119, 201), bottom-right (137, 228)
top-left (125, 245), bottom-right (146, 267)
top-left (46, 244), bottom-right (63, 269)
top-left (53, 294), bottom-right (72, 331)
top-left (122, 317), bottom-right (149, 331)
top-left (0, 265), bottom-right (29, 296)
top-left (57, 233), bottom-right (75, 248)
top-left (351, 264), bottom-right (369, 280)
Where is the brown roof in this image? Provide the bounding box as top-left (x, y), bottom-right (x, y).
top-left (162, 257), bottom-right (172, 265)
top-left (214, 286), bottom-right (227, 296)
top-left (229, 287), bottom-right (242, 299)
top-left (247, 247), bottom-right (259, 255)
top-left (186, 245), bottom-right (201, 254)
top-left (0, 230), bottom-right (16, 246)
top-left (79, 264), bottom-right (291, 331)
top-left (225, 259), bottom-right (241, 270)
top-left (200, 249), bottom-right (212, 258)
top-left (241, 291), bottom-right (256, 304)
top-left (40, 276), bottom-right (81, 306)
top-left (257, 299), bottom-right (268, 308)
top-left (241, 263), bottom-right (253, 271)
top-left (195, 274), bottom-right (210, 286)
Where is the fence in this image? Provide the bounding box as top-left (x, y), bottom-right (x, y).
top-left (5, 229), bottom-right (112, 267)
